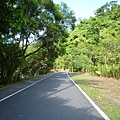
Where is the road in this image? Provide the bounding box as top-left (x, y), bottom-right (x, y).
top-left (0, 72), bottom-right (109, 120)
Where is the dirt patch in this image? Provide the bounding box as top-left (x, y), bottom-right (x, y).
top-left (70, 72), bottom-right (120, 107)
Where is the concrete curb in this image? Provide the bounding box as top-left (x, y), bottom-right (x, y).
top-left (67, 72), bottom-right (110, 120)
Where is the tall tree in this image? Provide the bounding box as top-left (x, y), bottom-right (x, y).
top-left (61, 1), bottom-right (120, 78)
top-left (0, 0), bottom-right (76, 84)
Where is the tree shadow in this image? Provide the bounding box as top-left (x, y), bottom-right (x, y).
top-left (74, 77), bottom-right (106, 90)
top-left (68, 72), bottom-right (84, 77)
top-left (31, 72), bottom-right (105, 120)
top-left (0, 72), bottom-right (105, 120)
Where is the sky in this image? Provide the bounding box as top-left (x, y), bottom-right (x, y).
top-left (53, 0), bottom-right (120, 19)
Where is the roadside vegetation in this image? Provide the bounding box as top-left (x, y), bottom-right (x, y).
top-left (55, 1), bottom-right (120, 80)
top-left (0, 74), bottom-right (42, 89)
top-left (1, 1), bottom-right (120, 85)
top-left (0, 0), bottom-right (76, 85)
top-left (0, 2), bottom-right (120, 119)
top-left (70, 72), bottom-right (120, 120)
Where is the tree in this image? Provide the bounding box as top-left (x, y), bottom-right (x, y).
top-left (61, 1), bottom-right (120, 78)
top-left (0, 0), bottom-right (76, 84)
top-left (0, 0), bottom-right (43, 83)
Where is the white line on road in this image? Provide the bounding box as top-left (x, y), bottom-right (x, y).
top-left (67, 72), bottom-right (110, 120)
top-left (0, 74), bottom-right (53, 103)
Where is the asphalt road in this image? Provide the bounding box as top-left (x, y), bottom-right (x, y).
top-left (0, 72), bottom-right (109, 120)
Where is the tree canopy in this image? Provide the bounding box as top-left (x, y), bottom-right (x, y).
top-left (55, 1), bottom-right (120, 79)
top-left (1, 0), bottom-right (120, 85)
top-left (0, 0), bottom-right (76, 84)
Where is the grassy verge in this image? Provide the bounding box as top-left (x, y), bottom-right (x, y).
top-left (70, 73), bottom-right (120, 120)
top-left (0, 75), bottom-right (42, 90)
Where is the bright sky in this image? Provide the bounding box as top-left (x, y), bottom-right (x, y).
top-left (53, 0), bottom-right (120, 19)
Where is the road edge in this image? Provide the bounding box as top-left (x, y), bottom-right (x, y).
top-left (0, 73), bottom-right (53, 102)
top-left (67, 72), bottom-right (111, 120)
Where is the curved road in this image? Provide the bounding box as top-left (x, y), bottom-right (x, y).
top-left (0, 72), bottom-right (109, 120)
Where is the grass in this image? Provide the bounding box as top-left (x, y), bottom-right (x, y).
top-left (0, 72), bottom-right (52, 90)
top-left (0, 75), bottom-right (42, 90)
top-left (70, 73), bottom-right (120, 120)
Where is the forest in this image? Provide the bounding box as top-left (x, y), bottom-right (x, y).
top-left (0, 0), bottom-right (120, 85)
top-left (55, 1), bottom-right (120, 79)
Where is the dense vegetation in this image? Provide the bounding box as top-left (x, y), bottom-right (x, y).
top-left (55, 1), bottom-right (120, 79)
top-left (0, 0), bottom-right (76, 84)
top-left (0, 0), bottom-right (120, 85)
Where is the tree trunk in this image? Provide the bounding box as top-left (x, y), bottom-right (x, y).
top-left (6, 66), bottom-right (17, 84)
top-left (34, 67), bottom-right (41, 76)
top-left (6, 70), bottom-right (13, 84)
top-left (0, 63), bottom-right (4, 84)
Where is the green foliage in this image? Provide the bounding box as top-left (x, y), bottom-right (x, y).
top-left (0, 0), bottom-right (76, 84)
top-left (59, 1), bottom-right (120, 78)
top-left (71, 73), bottom-right (120, 120)
top-left (74, 54), bottom-right (93, 69)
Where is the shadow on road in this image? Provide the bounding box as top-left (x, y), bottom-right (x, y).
top-left (0, 72), bottom-right (105, 120)
top-left (31, 72), bottom-right (105, 120)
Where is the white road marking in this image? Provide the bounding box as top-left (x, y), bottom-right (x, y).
top-left (0, 72), bottom-right (111, 120)
top-left (67, 72), bottom-right (110, 120)
top-left (0, 74), bottom-right (53, 102)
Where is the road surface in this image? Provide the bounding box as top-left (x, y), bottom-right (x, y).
top-left (0, 72), bottom-right (109, 120)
